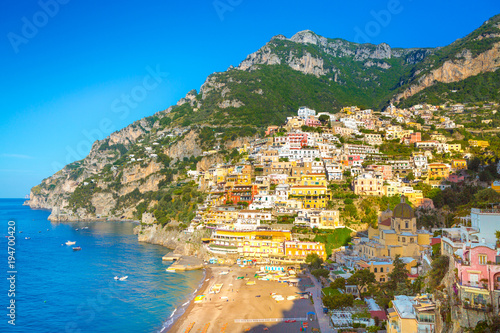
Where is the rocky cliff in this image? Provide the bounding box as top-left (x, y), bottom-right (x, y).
top-left (135, 224), bottom-right (213, 259)
top-left (26, 14), bottom-right (500, 224)
top-left (394, 41), bottom-right (500, 102)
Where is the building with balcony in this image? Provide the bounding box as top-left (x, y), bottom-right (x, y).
top-left (353, 172), bottom-right (384, 196)
top-left (441, 207), bottom-right (500, 329)
top-left (387, 295), bottom-right (436, 333)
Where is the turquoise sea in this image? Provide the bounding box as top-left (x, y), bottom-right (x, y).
top-left (0, 198), bottom-right (203, 332)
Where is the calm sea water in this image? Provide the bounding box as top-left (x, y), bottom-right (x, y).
top-left (0, 198), bottom-right (203, 333)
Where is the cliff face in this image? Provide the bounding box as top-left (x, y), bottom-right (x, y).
top-left (394, 41), bottom-right (500, 102)
top-left (135, 224), bottom-right (213, 259)
top-left (25, 15), bottom-right (500, 223)
top-left (237, 30), bottom-right (424, 78)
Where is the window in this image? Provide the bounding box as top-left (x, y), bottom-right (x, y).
top-left (478, 254), bottom-right (487, 265)
top-left (405, 222), bottom-right (408, 229)
top-left (380, 267), bottom-right (384, 272)
top-left (374, 268), bottom-right (377, 273)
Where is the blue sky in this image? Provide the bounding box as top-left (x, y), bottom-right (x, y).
top-left (1, 0), bottom-right (499, 198)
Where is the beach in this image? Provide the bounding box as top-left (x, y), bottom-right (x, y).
top-left (167, 265), bottom-right (321, 333)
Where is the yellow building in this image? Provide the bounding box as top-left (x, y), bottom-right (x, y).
top-left (216, 165), bottom-right (233, 184)
top-left (451, 159), bottom-right (467, 170)
top-left (284, 117), bottom-right (305, 131)
top-left (290, 185), bottom-right (329, 208)
top-left (284, 241), bottom-right (327, 261)
top-left (202, 207), bottom-right (239, 227)
top-left (447, 143), bottom-right (462, 152)
top-left (358, 197), bottom-right (431, 259)
top-left (209, 229), bottom-right (292, 255)
top-left (468, 139), bottom-right (489, 148)
top-left (358, 258), bottom-right (416, 283)
top-left (242, 238), bottom-right (285, 258)
top-left (387, 295), bottom-right (436, 333)
top-left (430, 134), bottom-right (447, 142)
top-left (319, 210), bottom-right (340, 228)
top-left (406, 191), bottom-right (424, 207)
top-left (427, 163), bottom-right (450, 179)
top-left (300, 173), bottom-right (328, 186)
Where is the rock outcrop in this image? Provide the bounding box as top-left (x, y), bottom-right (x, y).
top-left (394, 42), bottom-right (500, 102)
top-left (135, 224), bottom-right (212, 259)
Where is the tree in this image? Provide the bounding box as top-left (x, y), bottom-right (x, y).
top-left (305, 253), bottom-right (323, 270)
top-left (428, 255), bottom-right (449, 290)
top-left (318, 114), bottom-right (330, 124)
top-left (311, 268), bottom-right (330, 279)
top-left (387, 255), bottom-right (409, 290)
top-left (406, 172), bottom-right (415, 181)
top-left (330, 277), bottom-right (346, 291)
top-left (347, 269), bottom-right (375, 295)
top-left (323, 293), bottom-right (354, 310)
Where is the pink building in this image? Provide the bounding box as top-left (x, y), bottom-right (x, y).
top-left (454, 244), bottom-right (500, 309)
top-left (366, 164), bottom-right (393, 180)
top-left (305, 116), bottom-right (321, 127)
top-left (448, 174), bottom-right (465, 183)
top-left (347, 155), bottom-right (363, 166)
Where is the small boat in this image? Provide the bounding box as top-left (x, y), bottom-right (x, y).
top-left (75, 228), bottom-right (79, 231)
top-left (72, 246), bottom-right (82, 251)
top-left (119, 276), bottom-right (128, 281)
top-left (65, 241), bottom-right (76, 246)
top-left (25, 237), bottom-right (30, 240)
top-left (114, 276), bottom-right (119, 280)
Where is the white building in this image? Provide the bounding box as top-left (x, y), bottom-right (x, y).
top-left (297, 106), bottom-right (316, 120)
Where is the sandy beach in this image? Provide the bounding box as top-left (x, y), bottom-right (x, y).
top-left (167, 265), bottom-right (321, 333)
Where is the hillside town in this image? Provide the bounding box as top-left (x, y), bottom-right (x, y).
top-left (168, 104), bottom-right (500, 332)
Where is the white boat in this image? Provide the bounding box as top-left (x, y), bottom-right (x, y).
top-left (114, 276), bottom-right (119, 280)
top-left (65, 241), bottom-right (76, 245)
top-left (119, 276), bottom-right (128, 281)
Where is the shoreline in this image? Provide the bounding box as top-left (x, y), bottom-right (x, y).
top-left (161, 266), bottom-right (212, 333)
top-left (165, 265), bottom-right (322, 333)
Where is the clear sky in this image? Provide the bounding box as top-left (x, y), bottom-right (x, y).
top-left (1, 0), bottom-right (499, 198)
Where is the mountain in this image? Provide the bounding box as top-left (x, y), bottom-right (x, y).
top-left (26, 14), bottom-right (500, 222)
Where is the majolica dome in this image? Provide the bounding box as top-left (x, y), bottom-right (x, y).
top-left (393, 196), bottom-right (415, 219)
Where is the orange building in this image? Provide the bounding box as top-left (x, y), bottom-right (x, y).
top-left (225, 184), bottom-right (258, 204)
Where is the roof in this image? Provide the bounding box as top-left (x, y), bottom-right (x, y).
top-left (379, 218), bottom-right (391, 227)
top-left (392, 295), bottom-right (416, 319)
top-left (393, 196), bottom-right (415, 219)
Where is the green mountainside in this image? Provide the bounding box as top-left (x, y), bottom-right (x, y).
top-left (26, 14), bottom-right (500, 222)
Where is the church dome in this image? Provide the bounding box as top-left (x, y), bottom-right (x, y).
top-left (393, 196), bottom-right (415, 219)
